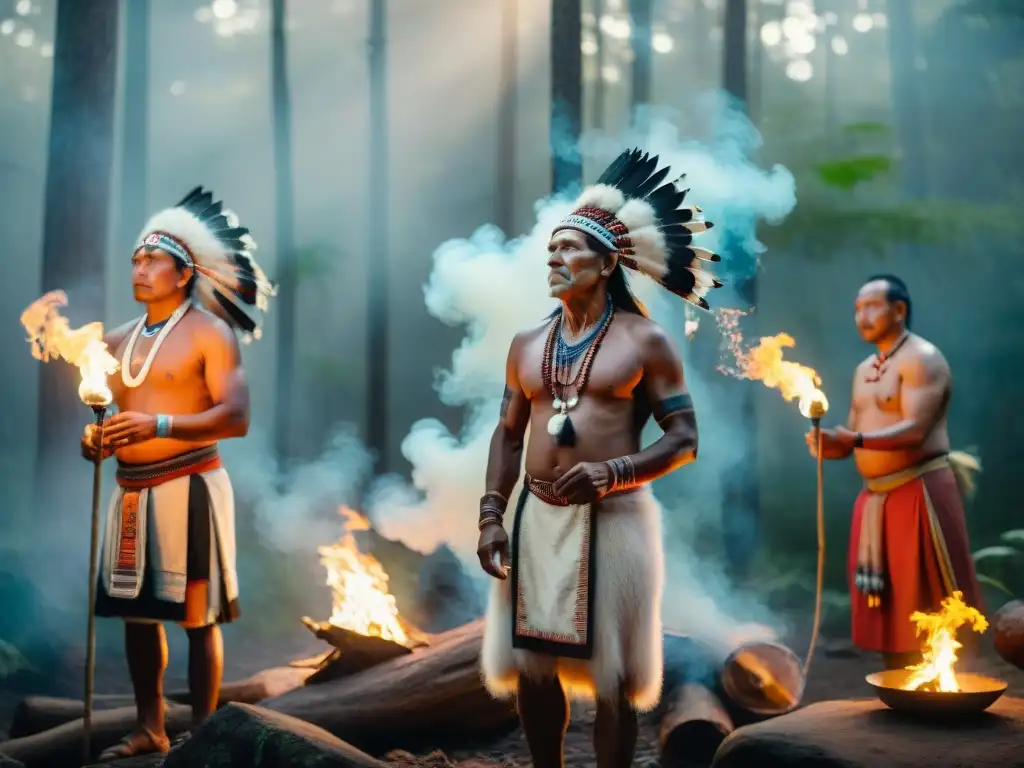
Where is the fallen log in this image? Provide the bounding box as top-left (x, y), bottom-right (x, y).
top-left (659, 683), bottom-right (735, 768)
top-left (163, 703), bottom-right (385, 768)
top-left (262, 620), bottom-right (517, 753)
top-left (0, 703), bottom-right (192, 768)
top-left (300, 617), bottom-right (417, 685)
top-left (658, 636), bottom-right (805, 767)
top-left (8, 666), bottom-right (314, 739)
top-left (992, 600), bottom-right (1024, 671)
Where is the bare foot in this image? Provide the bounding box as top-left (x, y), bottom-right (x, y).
top-left (98, 726), bottom-right (171, 761)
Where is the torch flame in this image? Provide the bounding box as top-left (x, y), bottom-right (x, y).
top-left (902, 590), bottom-right (988, 693)
top-left (20, 290), bottom-right (119, 407)
top-left (318, 507), bottom-right (409, 646)
top-left (716, 309), bottom-right (829, 418)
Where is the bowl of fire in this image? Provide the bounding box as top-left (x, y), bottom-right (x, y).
top-left (866, 669), bottom-right (1008, 716)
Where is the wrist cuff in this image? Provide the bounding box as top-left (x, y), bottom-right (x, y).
top-left (156, 414), bottom-right (173, 438)
top-left (606, 456), bottom-right (637, 493)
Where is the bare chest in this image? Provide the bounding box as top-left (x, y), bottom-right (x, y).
top-left (853, 363), bottom-right (902, 414)
top-left (115, 329), bottom-right (204, 395)
top-left (517, 325), bottom-right (642, 402)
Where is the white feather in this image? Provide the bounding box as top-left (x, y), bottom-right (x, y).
top-left (687, 267), bottom-right (717, 297)
top-left (137, 207), bottom-right (230, 268)
top-left (616, 199), bottom-right (659, 232)
top-left (572, 184), bottom-right (625, 213)
top-left (628, 225), bottom-right (669, 278)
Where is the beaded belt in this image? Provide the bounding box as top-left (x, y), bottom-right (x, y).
top-left (116, 445), bottom-right (221, 489)
top-left (525, 474), bottom-right (640, 508)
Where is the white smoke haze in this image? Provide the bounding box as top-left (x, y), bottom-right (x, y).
top-left (364, 109), bottom-right (799, 644)
top-left (233, 104), bottom-right (802, 649)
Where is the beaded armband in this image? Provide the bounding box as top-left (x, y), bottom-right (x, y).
top-left (605, 456), bottom-right (637, 493)
top-left (478, 490), bottom-right (508, 530)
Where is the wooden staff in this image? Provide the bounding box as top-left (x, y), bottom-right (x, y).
top-left (83, 403), bottom-right (108, 764)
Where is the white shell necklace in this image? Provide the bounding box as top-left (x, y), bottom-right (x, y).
top-left (120, 301), bottom-right (192, 389)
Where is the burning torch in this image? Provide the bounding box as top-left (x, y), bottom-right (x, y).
top-left (798, 389), bottom-right (829, 678)
top-left (20, 291), bottom-right (119, 764)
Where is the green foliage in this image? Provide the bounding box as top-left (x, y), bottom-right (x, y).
top-left (0, 637), bottom-right (32, 678)
top-left (293, 245), bottom-right (337, 284)
top-left (971, 529), bottom-right (1024, 598)
top-left (815, 156), bottom-right (893, 191)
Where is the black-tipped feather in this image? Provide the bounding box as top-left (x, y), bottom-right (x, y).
top-left (212, 290), bottom-right (257, 334)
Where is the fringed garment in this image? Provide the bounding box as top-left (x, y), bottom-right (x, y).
top-left (95, 445), bottom-right (240, 628)
top-left (481, 477), bottom-right (664, 712)
top-left (848, 453), bottom-right (984, 654)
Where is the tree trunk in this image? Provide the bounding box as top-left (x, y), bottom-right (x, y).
top-left (718, 0), bottom-right (760, 580)
top-left (886, 0), bottom-right (928, 198)
top-left (496, 0), bottom-right (519, 235)
top-left (659, 682), bottom-right (735, 768)
top-left (117, 0), bottom-right (149, 261)
top-left (366, 0), bottom-right (391, 473)
top-left (33, 0), bottom-right (120, 514)
top-left (550, 0), bottom-right (583, 194)
top-left (591, 0), bottom-right (606, 130)
top-left (630, 0), bottom-right (653, 134)
top-left (271, 0), bottom-right (298, 466)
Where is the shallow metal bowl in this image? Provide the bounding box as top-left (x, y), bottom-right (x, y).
top-left (866, 669), bottom-right (1008, 715)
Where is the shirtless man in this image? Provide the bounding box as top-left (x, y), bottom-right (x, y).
top-left (478, 149), bottom-right (720, 768)
top-left (806, 275), bottom-right (983, 669)
top-left (82, 187), bottom-right (275, 760)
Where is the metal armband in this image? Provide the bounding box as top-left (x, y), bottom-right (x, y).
top-left (605, 456), bottom-right (637, 493)
top-left (478, 490), bottom-right (508, 530)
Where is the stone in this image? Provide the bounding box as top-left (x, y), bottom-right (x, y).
top-left (992, 601), bottom-right (1024, 671)
top-left (712, 697), bottom-right (1024, 768)
top-left (162, 703), bottom-right (385, 768)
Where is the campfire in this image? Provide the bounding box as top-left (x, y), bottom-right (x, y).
top-left (318, 507), bottom-right (409, 646)
top-left (902, 590), bottom-right (987, 693)
top-left (300, 507), bottom-right (429, 684)
top-left (866, 591), bottom-right (1008, 715)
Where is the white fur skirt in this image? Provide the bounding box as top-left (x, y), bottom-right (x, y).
top-left (480, 484), bottom-right (664, 711)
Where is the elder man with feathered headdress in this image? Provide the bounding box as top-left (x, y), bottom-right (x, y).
top-left (80, 188), bottom-right (275, 761)
top-left (476, 150), bottom-right (722, 767)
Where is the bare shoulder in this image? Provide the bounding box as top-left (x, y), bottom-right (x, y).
top-left (104, 317), bottom-right (139, 350)
top-left (188, 306), bottom-right (241, 354)
top-left (617, 313), bottom-right (678, 360)
top-left (902, 334), bottom-right (950, 382)
top-left (509, 318), bottom-right (551, 353)
top-left (854, 354), bottom-right (875, 376)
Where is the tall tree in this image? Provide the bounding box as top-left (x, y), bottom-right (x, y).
top-left (719, 0), bottom-right (761, 579)
top-left (117, 0), bottom-right (149, 262)
top-left (591, 0), bottom-right (607, 130)
top-left (886, 0), bottom-right (928, 197)
top-left (551, 0), bottom-right (583, 193)
top-left (34, 0), bottom-right (120, 508)
top-left (367, 0), bottom-right (391, 472)
top-left (271, 0), bottom-right (298, 466)
top-left (629, 0), bottom-right (653, 133)
top-left (496, 0), bottom-right (519, 234)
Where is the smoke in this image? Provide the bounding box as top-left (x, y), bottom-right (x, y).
top-left (366, 104), bottom-right (799, 645)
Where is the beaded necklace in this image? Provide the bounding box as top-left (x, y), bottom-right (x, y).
top-left (541, 299), bottom-right (615, 447)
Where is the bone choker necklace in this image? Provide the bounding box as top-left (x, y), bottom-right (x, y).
top-left (121, 301), bottom-right (191, 388)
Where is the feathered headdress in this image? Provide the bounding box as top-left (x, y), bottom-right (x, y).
top-left (135, 187), bottom-right (276, 342)
top-left (552, 148), bottom-right (722, 310)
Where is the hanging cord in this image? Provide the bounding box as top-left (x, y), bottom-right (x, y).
top-left (803, 420), bottom-right (826, 678)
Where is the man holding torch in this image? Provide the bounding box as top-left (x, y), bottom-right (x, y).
top-left (806, 275), bottom-right (983, 670)
top-left (81, 187), bottom-right (275, 760)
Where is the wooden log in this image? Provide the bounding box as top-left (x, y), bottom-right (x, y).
top-left (659, 682), bottom-right (735, 768)
top-left (262, 620), bottom-right (517, 753)
top-left (658, 635), bottom-right (805, 766)
top-left (0, 703), bottom-right (192, 768)
top-left (300, 617), bottom-right (417, 685)
top-left (992, 600), bottom-right (1024, 671)
top-left (9, 666), bottom-right (314, 739)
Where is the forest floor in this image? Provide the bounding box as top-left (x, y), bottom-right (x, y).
top-left (2, 632), bottom-right (1020, 767)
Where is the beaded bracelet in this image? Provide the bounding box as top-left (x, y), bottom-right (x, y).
top-left (605, 455), bottom-right (636, 493)
top-left (478, 490), bottom-right (508, 529)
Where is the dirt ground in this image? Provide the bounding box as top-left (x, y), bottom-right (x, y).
top-left (1, 634), bottom-right (1020, 768)
top-left (387, 637), bottom-right (1024, 768)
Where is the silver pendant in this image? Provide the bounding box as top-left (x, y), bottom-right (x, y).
top-left (547, 412), bottom-right (567, 436)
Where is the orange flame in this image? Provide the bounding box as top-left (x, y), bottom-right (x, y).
top-left (318, 507), bottom-right (409, 646)
top-left (715, 309), bottom-right (829, 418)
top-left (902, 591), bottom-right (988, 693)
top-left (20, 290), bottom-right (119, 407)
